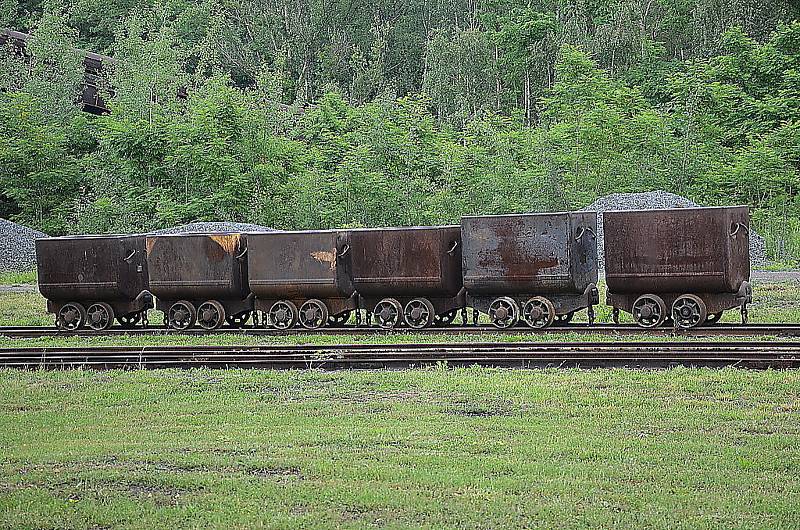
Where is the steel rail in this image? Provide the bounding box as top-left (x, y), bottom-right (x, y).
top-left (0, 341), bottom-right (798, 370)
top-left (2, 323), bottom-right (800, 338)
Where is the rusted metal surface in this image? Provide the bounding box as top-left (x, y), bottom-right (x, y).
top-left (145, 233), bottom-right (250, 303)
top-left (247, 230), bottom-right (357, 315)
top-left (462, 212), bottom-right (598, 295)
top-left (349, 226), bottom-right (463, 297)
top-left (461, 212), bottom-right (599, 320)
top-left (604, 206), bottom-right (750, 294)
top-left (604, 206), bottom-right (752, 324)
top-left (3, 341), bottom-right (799, 370)
top-left (36, 235), bottom-right (150, 314)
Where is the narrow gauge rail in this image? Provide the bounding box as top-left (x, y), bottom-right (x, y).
top-left (2, 323), bottom-right (800, 338)
top-left (1, 341), bottom-right (798, 370)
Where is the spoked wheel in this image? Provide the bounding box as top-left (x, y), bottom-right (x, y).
top-left (522, 297), bottom-right (555, 329)
top-left (197, 300), bottom-right (226, 330)
top-left (705, 312), bottom-right (722, 325)
top-left (488, 297), bottom-right (520, 329)
top-left (86, 302), bottom-right (115, 331)
top-left (328, 311), bottom-right (351, 326)
top-left (632, 294), bottom-right (667, 328)
top-left (168, 300), bottom-right (197, 330)
top-left (57, 302), bottom-right (86, 331)
top-left (374, 298), bottom-right (403, 329)
top-left (434, 310), bottom-right (457, 327)
top-left (404, 298), bottom-right (435, 329)
top-left (225, 311), bottom-right (251, 328)
top-left (554, 312), bottom-right (574, 325)
top-left (299, 299), bottom-right (329, 329)
top-left (672, 294), bottom-right (707, 329)
top-left (269, 300), bottom-right (298, 329)
top-left (117, 312), bottom-right (143, 329)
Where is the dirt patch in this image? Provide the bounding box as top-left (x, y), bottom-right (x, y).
top-left (443, 399), bottom-right (529, 417)
top-left (248, 466), bottom-right (303, 479)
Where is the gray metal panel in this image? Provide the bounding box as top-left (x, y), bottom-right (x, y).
top-left (604, 206), bottom-right (750, 294)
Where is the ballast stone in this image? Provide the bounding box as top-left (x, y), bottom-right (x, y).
top-left (0, 218), bottom-right (48, 273)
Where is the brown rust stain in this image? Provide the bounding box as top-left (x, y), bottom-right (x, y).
top-left (209, 234), bottom-right (241, 255)
top-left (311, 249), bottom-right (337, 270)
top-left (145, 237), bottom-right (156, 255)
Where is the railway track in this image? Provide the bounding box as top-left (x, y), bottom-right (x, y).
top-left (2, 323), bottom-right (800, 338)
top-left (0, 341), bottom-right (798, 370)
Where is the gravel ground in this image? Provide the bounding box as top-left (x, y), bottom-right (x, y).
top-left (0, 219), bottom-right (47, 273)
top-left (581, 191), bottom-right (768, 270)
top-left (149, 222), bottom-right (277, 234)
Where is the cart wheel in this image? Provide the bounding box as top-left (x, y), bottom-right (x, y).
top-left (488, 297), bottom-right (520, 329)
top-left (554, 312), bottom-right (574, 325)
top-left (328, 310), bottom-right (352, 326)
top-left (705, 312), bottom-right (722, 325)
top-left (522, 297), bottom-right (555, 329)
top-left (197, 300), bottom-right (226, 330)
top-left (404, 298), bottom-right (435, 329)
top-left (225, 311), bottom-right (251, 328)
top-left (117, 312), bottom-right (143, 328)
top-left (632, 294), bottom-right (667, 328)
top-left (168, 300), bottom-right (197, 330)
top-left (374, 298), bottom-right (403, 329)
top-left (269, 300), bottom-right (298, 329)
top-left (57, 302), bottom-right (87, 331)
top-left (434, 310), bottom-right (457, 326)
top-left (299, 299), bottom-right (329, 329)
top-left (672, 294), bottom-right (707, 329)
top-left (86, 302), bottom-right (115, 331)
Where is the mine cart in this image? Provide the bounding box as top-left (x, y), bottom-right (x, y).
top-left (145, 233), bottom-right (252, 330)
top-left (604, 206), bottom-right (752, 329)
top-left (36, 235), bottom-right (152, 330)
top-left (348, 226), bottom-right (465, 329)
top-left (247, 230), bottom-right (357, 329)
top-left (461, 212), bottom-right (599, 329)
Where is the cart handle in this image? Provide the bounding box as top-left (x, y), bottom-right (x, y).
top-left (337, 244), bottom-right (351, 257)
top-left (446, 241), bottom-right (459, 255)
top-left (730, 223), bottom-right (749, 237)
top-left (575, 227), bottom-right (596, 241)
top-left (123, 250), bottom-right (136, 262)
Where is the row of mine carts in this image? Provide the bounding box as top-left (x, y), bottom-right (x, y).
top-left (36, 207), bottom-right (753, 331)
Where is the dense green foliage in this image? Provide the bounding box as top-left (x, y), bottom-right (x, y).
top-left (1, 1), bottom-right (799, 260)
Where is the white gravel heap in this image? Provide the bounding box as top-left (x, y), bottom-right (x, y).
top-left (0, 218), bottom-right (48, 273)
top-left (150, 222), bottom-right (277, 234)
top-left (581, 191), bottom-right (768, 270)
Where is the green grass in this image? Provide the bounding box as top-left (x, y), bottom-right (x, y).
top-left (0, 291), bottom-right (51, 327)
top-left (0, 368), bottom-right (797, 528)
top-left (0, 270), bottom-right (37, 285)
top-left (0, 331), bottom-right (794, 349)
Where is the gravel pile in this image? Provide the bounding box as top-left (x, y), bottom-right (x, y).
top-left (581, 191), bottom-right (768, 270)
top-left (150, 222), bottom-right (277, 234)
top-left (0, 218), bottom-right (47, 273)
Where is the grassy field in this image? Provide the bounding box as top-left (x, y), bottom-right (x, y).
top-left (0, 270), bottom-right (37, 285)
top-left (0, 368), bottom-right (798, 528)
